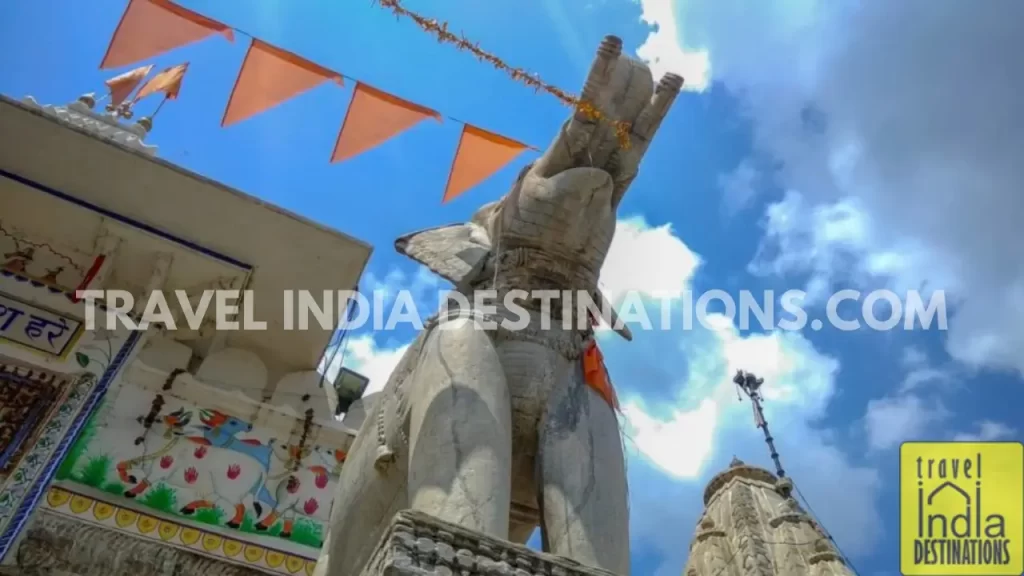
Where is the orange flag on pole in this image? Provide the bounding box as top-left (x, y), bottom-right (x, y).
top-left (443, 125), bottom-right (529, 203)
top-left (331, 82), bottom-right (441, 163)
top-left (100, 0), bottom-right (232, 70)
top-left (104, 64), bottom-right (152, 107)
top-left (133, 63), bottom-right (188, 102)
top-left (222, 40), bottom-right (343, 127)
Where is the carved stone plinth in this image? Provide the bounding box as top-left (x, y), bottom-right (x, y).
top-left (361, 510), bottom-right (618, 576)
top-left (12, 509), bottom-right (266, 576)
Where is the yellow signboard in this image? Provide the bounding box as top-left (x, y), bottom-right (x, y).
top-left (900, 441), bottom-right (1023, 576)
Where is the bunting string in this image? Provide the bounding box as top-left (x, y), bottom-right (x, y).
top-left (97, 0), bottom-right (642, 201)
top-left (374, 0), bottom-right (633, 148)
top-left (211, 26), bottom-right (533, 201)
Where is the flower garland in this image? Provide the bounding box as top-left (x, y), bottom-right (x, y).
top-left (375, 0), bottom-right (634, 148)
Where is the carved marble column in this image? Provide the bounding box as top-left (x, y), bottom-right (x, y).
top-left (361, 509), bottom-right (619, 576)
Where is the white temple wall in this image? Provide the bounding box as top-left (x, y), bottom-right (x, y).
top-left (41, 358), bottom-right (353, 574)
top-left (0, 268), bottom-right (144, 562)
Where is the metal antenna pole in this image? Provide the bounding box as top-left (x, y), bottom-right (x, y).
top-left (733, 370), bottom-right (786, 478)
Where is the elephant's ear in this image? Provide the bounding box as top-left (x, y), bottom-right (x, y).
top-left (394, 223), bottom-right (492, 286)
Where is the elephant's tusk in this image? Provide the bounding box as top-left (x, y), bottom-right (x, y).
top-left (613, 321), bottom-right (634, 341)
top-left (598, 290), bottom-right (633, 341)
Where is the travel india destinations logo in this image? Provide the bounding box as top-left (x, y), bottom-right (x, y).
top-left (900, 441), bottom-right (1023, 575)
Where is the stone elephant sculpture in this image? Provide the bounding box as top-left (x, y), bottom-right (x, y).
top-left (315, 35), bottom-right (683, 575)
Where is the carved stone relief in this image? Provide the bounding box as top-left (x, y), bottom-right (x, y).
top-left (359, 509), bottom-right (619, 576)
top-left (15, 509), bottom-right (265, 576)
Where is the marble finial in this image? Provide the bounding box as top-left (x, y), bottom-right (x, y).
top-left (21, 95), bottom-right (158, 155)
top-left (77, 93), bottom-right (96, 109)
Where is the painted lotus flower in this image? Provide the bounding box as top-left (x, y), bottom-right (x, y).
top-left (159, 455), bottom-right (174, 469)
top-left (315, 472), bottom-right (328, 489)
top-left (226, 464), bottom-right (241, 479)
top-left (194, 446), bottom-right (207, 459)
top-left (303, 498), bottom-right (319, 515)
top-left (184, 467), bottom-right (198, 484)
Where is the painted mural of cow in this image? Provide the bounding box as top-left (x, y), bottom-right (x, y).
top-left (254, 444), bottom-right (347, 537)
top-left (115, 409), bottom-right (277, 529)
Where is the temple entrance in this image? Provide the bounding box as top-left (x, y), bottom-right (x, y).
top-left (0, 360), bottom-right (73, 484)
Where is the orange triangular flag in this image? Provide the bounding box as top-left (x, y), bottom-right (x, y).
top-left (105, 64), bottom-right (153, 106)
top-left (133, 63), bottom-right (188, 102)
top-left (100, 0), bottom-right (233, 70)
top-left (331, 82), bottom-right (441, 163)
top-left (222, 40), bottom-right (343, 127)
top-left (443, 125), bottom-right (529, 203)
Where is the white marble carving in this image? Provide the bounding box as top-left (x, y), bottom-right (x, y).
top-left (21, 95), bottom-right (158, 156)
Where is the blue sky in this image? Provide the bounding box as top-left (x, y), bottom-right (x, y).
top-left (4, 1), bottom-right (1023, 574)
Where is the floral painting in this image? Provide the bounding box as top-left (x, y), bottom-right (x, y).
top-left (56, 385), bottom-right (347, 550)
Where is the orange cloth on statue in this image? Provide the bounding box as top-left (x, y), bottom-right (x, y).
top-left (583, 340), bottom-right (619, 411)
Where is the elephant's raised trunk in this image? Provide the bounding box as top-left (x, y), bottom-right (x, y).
top-left (577, 35), bottom-right (624, 120)
top-left (395, 35), bottom-right (682, 345)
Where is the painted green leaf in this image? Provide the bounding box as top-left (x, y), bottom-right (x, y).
top-left (75, 352), bottom-right (89, 368)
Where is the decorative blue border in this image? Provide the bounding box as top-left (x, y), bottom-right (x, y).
top-left (0, 329), bottom-right (143, 560)
top-left (0, 169), bottom-right (252, 271)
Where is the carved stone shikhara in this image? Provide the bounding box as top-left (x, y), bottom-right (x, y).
top-left (360, 509), bottom-right (618, 576)
top-left (683, 459), bottom-right (853, 576)
top-left (12, 509), bottom-right (265, 576)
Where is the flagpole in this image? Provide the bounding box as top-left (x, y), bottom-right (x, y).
top-left (733, 370), bottom-right (786, 478)
top-left (150, 95), bottom-right (169, 119)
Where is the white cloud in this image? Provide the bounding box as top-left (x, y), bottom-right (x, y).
top-left (338, 334), bottom-right (409, 396)
top-left (318, 266), bottom-right (436, 396)
top-left (718, 160), bottom-right (761, 216)
top-left (863, 394), bottom-right (949, 452)
top-left (320, 333), bottom-right (410, 396)
top-left (600, 215), bottom-right (700, 300)
top-left (608, 304), bottom-right (885, 573)
top-left (595, 219), bottom-right (880, 570)
top-left (901, 347), bottom-right (927, 369)
top-left (748, 191), bottom-right (943, 306)
top-left (634, 0), bottom-right (710, 90)
top-left (362, 265), bottom-right (443, 323)
top-left (620, 315), bottom-right (839, 478)
top-left (634, 0), bottom-right (1024, 376)
top-left (622, 398), bottom-right (717, 478)
top-left (862, 345), bottom-right (956, 452)
top-left (953, 420), bottom-right (1018, 442)
top-left (899, 368), bottom-right (951, 395)
top-left (894, 346), bottom-right (955, 394)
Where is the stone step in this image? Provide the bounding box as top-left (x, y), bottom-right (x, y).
top-left (361, 509), bottom-right (619, 576)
